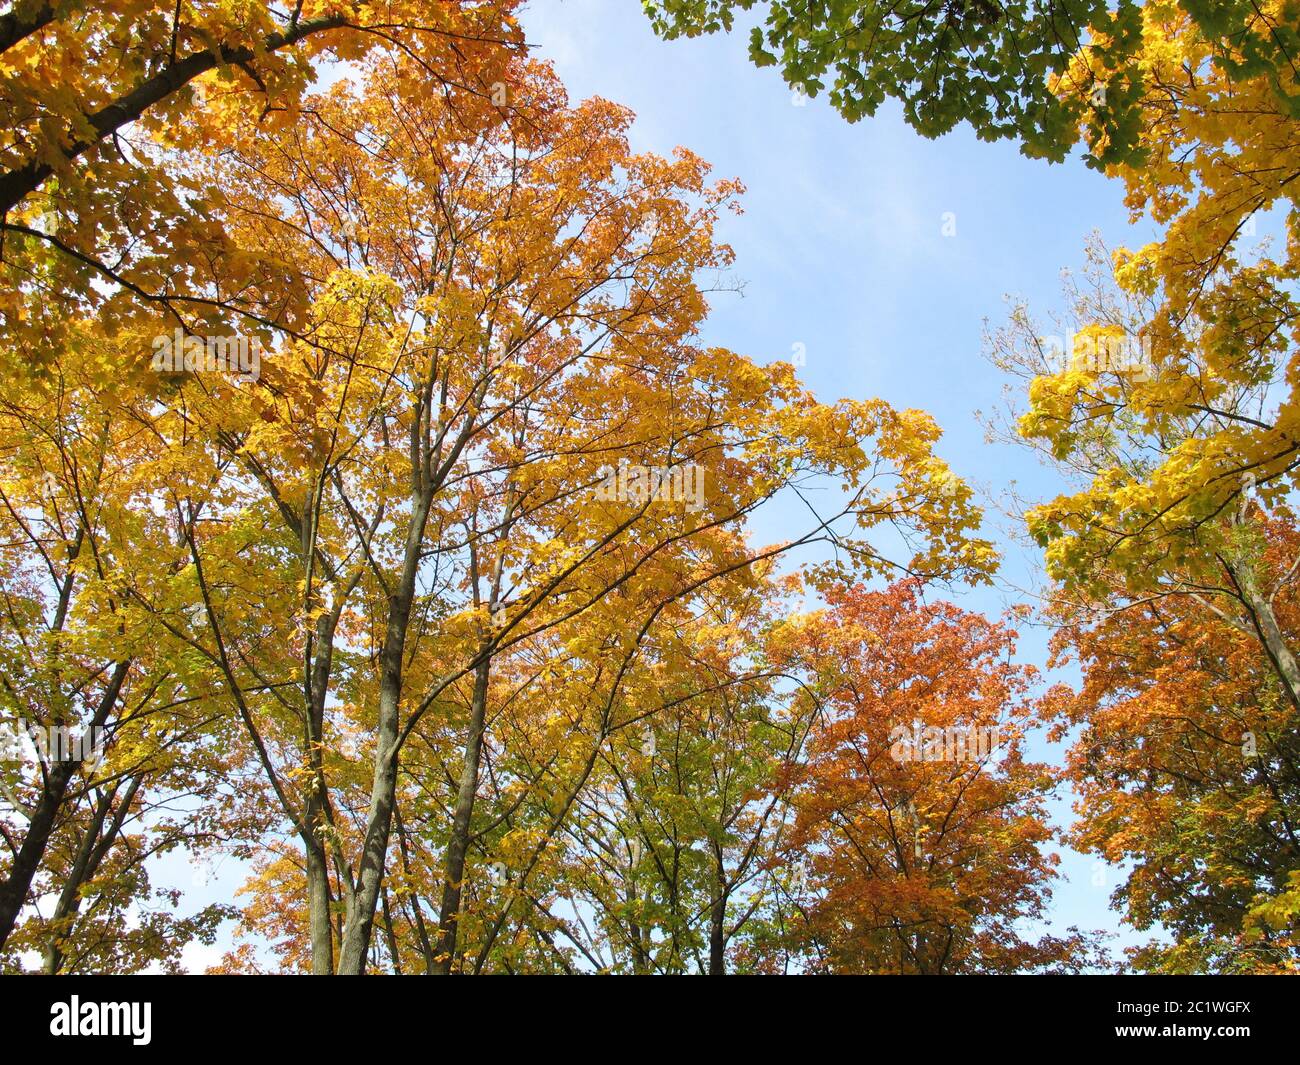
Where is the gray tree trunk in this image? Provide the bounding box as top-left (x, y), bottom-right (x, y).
top-left (433, 652), bottom-right (492, 973)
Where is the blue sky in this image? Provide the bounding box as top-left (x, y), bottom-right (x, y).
top-left (519, 0), bottom-right (1170, 959)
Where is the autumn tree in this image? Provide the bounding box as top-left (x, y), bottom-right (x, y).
top-left (525, 566), bottom-right (815, 974)
top-left (1043, 517), bottom-right (1300, 973)
top-left (766, 580), bottom-right (1097, 974)
top-left (0, 325), bottom-right (255, 969)
top-left (1011, 5), bottom-right (1300, 656)
top-left (0, 1), bottom-right (523, 366)
top-left (985, 2), bottom-right (1300, 970)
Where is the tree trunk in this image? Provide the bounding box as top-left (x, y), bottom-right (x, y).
top-left (1229, 555), bottom-right (1300, 710)
top-left (304, 833), bottom-right (335, 974)
top-left (335, 492), bottom-right (431, 974)
top-left (335, 647), bottom-right (403, 974)
top-left (433, 651), bottom-right (492, 974)
top-left (709, 851), bottom-right (727, 975)
top-left (303, 607), bottom-right (337, 974)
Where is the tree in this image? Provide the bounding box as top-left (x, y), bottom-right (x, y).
top-left (525, 567), bottom-right (816, 974)
top-left (643, 0), bottom-right (1147, 163)
top-left (0, 322), bottom-right (249, 968)
top-left (766, 580), bottom-right (1097, 974)
top-left (985, 3), bottom-right (1300, 968)
top-left (644, 2), bottom-right (1300, 168)
top-left (0, 1), bottom-right (523, 367)
top-left (1043, 516), bottom-right (1300, 973)
top-left (1014, 5), bottom-right (1300, 658)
